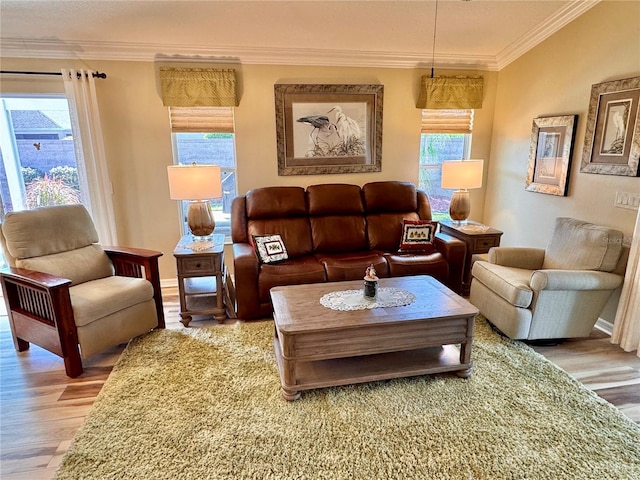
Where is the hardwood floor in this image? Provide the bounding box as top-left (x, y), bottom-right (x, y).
top-left (1, 287), bottom-right (638, 479)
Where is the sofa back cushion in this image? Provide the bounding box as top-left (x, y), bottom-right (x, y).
top-left (1, 204), bottom-right (113, 285)
top-left (307, 184), bottom-right (367, 253)
top-left (542, 217), bottom-right (623, 272)
top-left (245, 186), bottom-right (313, 258)
top-left (363, 182), bottom-right (422, 251)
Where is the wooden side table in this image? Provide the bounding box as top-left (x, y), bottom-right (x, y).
top-left (173, 234), bottom-right (236, 326)
top-left (439, 220), bottom-right (503, 296)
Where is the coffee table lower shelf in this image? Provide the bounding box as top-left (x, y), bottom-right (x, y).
top-left (273, 337), bottom-right (472, 401)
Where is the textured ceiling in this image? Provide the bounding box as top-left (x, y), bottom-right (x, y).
top-left (0, 0), bottom-right (600, 70)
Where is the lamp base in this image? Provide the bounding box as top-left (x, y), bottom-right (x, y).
top-left (187, 200), bottom-right (215, 237)
top-left (449, 189), bottom-right (471, 223)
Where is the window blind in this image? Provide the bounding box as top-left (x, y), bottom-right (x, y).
top-left (421, 109), bottom-right (474, 134)
top-left (169, 106), bottom-right (234, 133)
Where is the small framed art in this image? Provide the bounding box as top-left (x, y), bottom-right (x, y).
top-left (526, 115), bottom-right (577, 196)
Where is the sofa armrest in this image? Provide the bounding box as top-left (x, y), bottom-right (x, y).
top-left (433, 232), bottom-right (466, 293)
top-left (104, 247), bottom-right (165, 329)
top-left (530, 270), bottom-right (623, 292)
top-left (232, 242), bottom-right (261, 319)
top-left (489, 247), bottom-right (545, 270)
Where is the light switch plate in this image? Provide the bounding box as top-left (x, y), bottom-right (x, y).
top-left (614, 191), bottom-right (640, 210)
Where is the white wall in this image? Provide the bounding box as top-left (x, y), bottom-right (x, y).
top-left (0, 60), bottom-right (496, 278)
top-left (485, 1), bottom-right (640, 249)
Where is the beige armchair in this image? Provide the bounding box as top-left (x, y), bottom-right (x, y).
top-left (469, 217), bottom-right (624, 341)
top-left (0, 204), bottom-right (165, 377)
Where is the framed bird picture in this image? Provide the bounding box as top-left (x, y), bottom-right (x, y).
top-left (580, 76), bottom-right (640, 176)
top-left (274, 84), bottom-right (383, 175)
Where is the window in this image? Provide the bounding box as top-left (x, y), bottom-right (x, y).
top-left (0, 96), bottom-right (82, 215)
top-left (418, 109), bottom-right (473, 221)
top-left (169, 106), bottom-right (237, 239)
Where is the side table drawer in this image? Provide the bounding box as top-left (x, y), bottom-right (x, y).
top-left (178, 256), bottom-right (218, 275)
top-left (472, 236), bottom-right (500, 253)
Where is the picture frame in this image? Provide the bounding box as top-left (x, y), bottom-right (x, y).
top-left (580, 76), bottom-right (640, 176)
top-left (526, 115), bottom-right (577, 196)
top-left (274, 84), bottom-right (383, 175)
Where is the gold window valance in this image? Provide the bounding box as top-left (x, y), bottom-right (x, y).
top-left (416, 76), bottom-right (484, 110)
top-left (159, 68), bottom-right (238, 107)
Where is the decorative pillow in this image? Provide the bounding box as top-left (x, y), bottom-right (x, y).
top-left (252, 234), bottom-right (289, 264)
top-left (399, 220), bottom-right (438, 253)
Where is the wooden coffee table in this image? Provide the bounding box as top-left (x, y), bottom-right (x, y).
top-left (270, 275), bottom-right (478, 401)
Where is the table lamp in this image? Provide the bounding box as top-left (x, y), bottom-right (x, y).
top-left (441, 159), bottom-right (484, 223)
top-left (167, 164), bottom-right (222, 237)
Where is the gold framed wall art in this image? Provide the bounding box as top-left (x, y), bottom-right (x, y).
top-left (526, 115), bottom-right (577, 196)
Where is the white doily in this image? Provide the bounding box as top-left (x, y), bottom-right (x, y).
top-left (320, 287), bottom-right (416, 311)
top-left (458, 224), bottom-right (489, 233)
top-left (184, 240), bottom-right (216, 251)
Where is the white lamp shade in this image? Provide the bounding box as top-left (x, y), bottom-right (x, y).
top-left (167, 164), bottom-right (222, 200)
top-left (441, 160), bottom-right (484, 190)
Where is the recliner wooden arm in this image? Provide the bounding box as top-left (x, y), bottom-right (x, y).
top-left (0, 267), bottom-right (80, 374)
top-left (104, 246), bottom-right (165, 328)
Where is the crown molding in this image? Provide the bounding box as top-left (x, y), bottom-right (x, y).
top-left (0, 39), bottom-right (499, 71)
top-left (0, 1), bottom-right (599, 72)
top-left (495, 0), bottom-right (600, 70)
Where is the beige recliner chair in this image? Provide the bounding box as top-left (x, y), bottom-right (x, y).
top-left (469, 217), bottom-right (625, 341)
top-left (0, 204), bottom-right (165, 377)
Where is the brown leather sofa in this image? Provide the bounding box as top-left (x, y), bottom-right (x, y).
top-left (231, 181), bottom-right (466, 319)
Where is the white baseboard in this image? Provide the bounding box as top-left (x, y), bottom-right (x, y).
top-left (161, 278), bottom-right (178, 289)
top-left (595, 318), bottom-right (614, 336)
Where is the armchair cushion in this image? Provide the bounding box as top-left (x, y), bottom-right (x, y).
top-left (542, 217), bottom-right (623, 272)
top-left (471, 261), bottom-right (534, 308)
top-left (488, 247), bottom-right (545, 270)
top-left (16, 244), bottom-right (113, 286)
top-left (70, 275), bottom-right (155, 328)
top-left (530, 269), bottom-right (623, 291)
top-left (2, 204), bottom-right (98, 258)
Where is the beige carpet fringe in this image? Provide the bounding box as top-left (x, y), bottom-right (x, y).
top-left (54, 317), bottom-right (640, 479)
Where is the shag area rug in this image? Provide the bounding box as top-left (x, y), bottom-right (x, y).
top-left (55, 317), bottom-right (640, 480)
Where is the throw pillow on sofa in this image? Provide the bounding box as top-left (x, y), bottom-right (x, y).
top-left (399, 220), bottom-right (438, 253)
top-left (253, 234), bottom-right (289, 264)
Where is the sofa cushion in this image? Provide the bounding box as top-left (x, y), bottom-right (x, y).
top-left (245, 186), bottom-right (307, 219)
top-left (248, 218), bottom-right (313, 258)
top-left (362, 181), bottom-right (418, 213)
top-left (471, 261), bottom-right (533, 308)
top-left (307, 184), bottom-right (364, 215)
top-left (308, 184), bottom-right (368, 253)
top-left (310, 216), bottom-right (368, 252)
top-left (399, 220), bottom-right (437, 253)
top-left (385, 251), bottom-right (448, 282)
top-left (253, 234), bottom-right (288, 264)
top-left (542, 217), bottom-right (623, 272)
top-left (315, 252), bottom-right (388, 281)
top-left (367, 212), bottom-right (420, 251)
top-left (364, 182), bottom-right (423, 252)
top-left (258, 257), bottom-right (326, 303)
top-left (70, 275), bottom-right (154, 327)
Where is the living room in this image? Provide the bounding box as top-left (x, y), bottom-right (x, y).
top-left (0, 0), bottom-right (639, 478)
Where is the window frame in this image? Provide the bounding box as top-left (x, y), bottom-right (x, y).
top-left (418, 109), bottom-right (474, 220)
top-left (169, 106), bottom-right (237, 240)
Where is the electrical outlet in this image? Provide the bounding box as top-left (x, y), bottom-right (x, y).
top-left (614, 191), bottom-right (640, 210)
